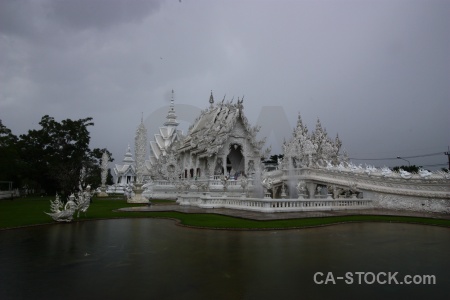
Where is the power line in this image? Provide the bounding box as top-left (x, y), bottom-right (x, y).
top-left (421, 163), bottom-right (447, 167)
top-left (402, 152), bottom-right (444, 159)
top-left (349, 157), bottom-right (398, 161)
top-left (349, 152), bottom-right (444, 161)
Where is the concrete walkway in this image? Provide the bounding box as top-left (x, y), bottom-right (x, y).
top-left (117, 203), bottom-right (450, 221)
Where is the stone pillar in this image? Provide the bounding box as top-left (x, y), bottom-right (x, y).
top-left (223, 155), bottom-right (227, 175)
top-left (306, 182), bottom-right (317, 199)
top-left (208, 156), bottom-right (216, 179)
top-left (280, 184), bottom-right (287, 199)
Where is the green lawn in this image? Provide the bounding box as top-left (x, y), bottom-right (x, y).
top-left (1, 196), bottom-right (450, 230)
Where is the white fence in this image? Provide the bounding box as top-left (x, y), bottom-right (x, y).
top-left (177, 194), bottom-right (372, 213)
top-left (0, 190), bottom-right (19, 200)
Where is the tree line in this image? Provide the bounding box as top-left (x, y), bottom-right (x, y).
top-left (0, 115), bottom-right (114, 196)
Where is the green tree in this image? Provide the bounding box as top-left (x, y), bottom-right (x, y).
top-left (18, 115), bottom-right (112, 195)
top-left (267, 154), bottom-right (284, 163)
top-left (0, 120), bottom-right (20, 184)
top-left (392, 165), bottom-right (422, 173)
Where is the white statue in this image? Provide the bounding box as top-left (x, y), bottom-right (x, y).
top-left (399, 169), bottom-right (412, 179)
top-left (101, 152), bottom-right (109, 188)
top-left (221, 175), bottom-right (229, 191)
top-left (135, 118), bottom-right (147, 184)
top-left (348, 162), bottom-right (358, 172)
top-left (98, 151), bottom-right (109, 197)
top-left (261, 177), bottom-right (273, 198)
top-left (296, 181), bottom-right (307, 199)
top-left (277, 157), bottom-right (283, 169)
top-left (381, 167), bottom-right (392, 177)
top-left (262, 177), bottom-right (273, 190)
top-left (76, 185), bottom-right (92, 218)
top-left (45, 184), bottom-right (94, 222)
top-left (418, 168), bottom-right (432, 179)
top-left (45, 194), bottom-right (77, 222)
top-left (240, 175), bottom-right (248, 192)
top-left (365, 164), bottom-right (377, 175)
top-left (436, 170), bottom-right (450, 179)
top-left (125, 184), bottom-right (133, 199)
top-left (197, 181), bottom-right (210, 192)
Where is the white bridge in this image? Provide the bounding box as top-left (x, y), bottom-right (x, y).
top-left (147, 166), bottom-right (450, 214)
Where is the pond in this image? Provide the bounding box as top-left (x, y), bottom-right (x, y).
top-left (0, 219), bottom-right (449, 300)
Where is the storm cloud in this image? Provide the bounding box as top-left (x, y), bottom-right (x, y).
top-left (1, 0), bottom-right (449, 169)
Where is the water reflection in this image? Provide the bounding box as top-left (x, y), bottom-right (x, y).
top-left (0, 220), bottom-right (449, 300)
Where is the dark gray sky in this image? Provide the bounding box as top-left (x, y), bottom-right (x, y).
top-left (1, 0), bottom-right (449, 169)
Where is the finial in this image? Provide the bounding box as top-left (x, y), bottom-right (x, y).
top-left (169, 89), bottom-right (175, 112)
top-left (209, 90), bottom-right (214, 108)
top-left (164, 89), bottom-right (179, 127)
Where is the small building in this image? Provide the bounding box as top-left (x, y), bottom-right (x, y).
top-left (113, 146), bottom-right (136, 186)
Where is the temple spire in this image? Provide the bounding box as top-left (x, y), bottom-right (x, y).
top-left (209, 90), bottom-right (214, 109)
top-left (164, 89), bottom-right (179, 127)
top-left (123, 145), bottom-right (134, 163)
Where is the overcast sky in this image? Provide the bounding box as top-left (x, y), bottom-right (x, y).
top-left (1, 0), bottom-right (449, 170)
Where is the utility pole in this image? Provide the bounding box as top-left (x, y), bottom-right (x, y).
top-left (445, 146), bottom-right (450, 170)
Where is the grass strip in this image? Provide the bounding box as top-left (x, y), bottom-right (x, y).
top-left (138, 212), bottom-right (450, 229)
top-left (1, 196), bottom-right (449, 230)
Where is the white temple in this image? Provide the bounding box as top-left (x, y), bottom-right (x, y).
top-left (110, 90), bottom-right (449, 213)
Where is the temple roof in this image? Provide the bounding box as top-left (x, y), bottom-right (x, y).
top-left (146, 90), bottom-right (183, 165)
top-left (114, 145), bottom-right (136, 175)
top-left (113, 164), bottom-right (135, 176)
top-left (177, 95), bottom-right (264, 157)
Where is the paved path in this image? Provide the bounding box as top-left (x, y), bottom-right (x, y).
top-left (117, 204), bottom-right (450, 221)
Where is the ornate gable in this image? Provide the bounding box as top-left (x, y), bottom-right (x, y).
top-left (178, 95), bottom-right (264, 158)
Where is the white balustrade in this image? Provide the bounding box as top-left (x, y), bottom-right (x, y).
top-left (177, 194), bottom-right (372, 212)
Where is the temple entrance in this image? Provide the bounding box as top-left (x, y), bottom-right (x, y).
top-left (227, 144), bottom-right (245, 178)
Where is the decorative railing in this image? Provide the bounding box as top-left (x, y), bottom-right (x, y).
top-left (177, 194), bottom-right (372, 212)
top-left (152, 178), bottom-right (255, 189)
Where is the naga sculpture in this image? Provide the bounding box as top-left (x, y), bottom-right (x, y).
top-left (45, 194), bottom-right (77, 222)
top-left (45, 186), bottom-right (93, 222)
